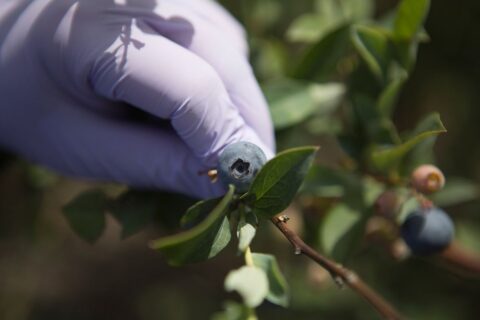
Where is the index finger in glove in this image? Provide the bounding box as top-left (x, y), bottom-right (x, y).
top-left (89, 20), bottom-right (273, 164)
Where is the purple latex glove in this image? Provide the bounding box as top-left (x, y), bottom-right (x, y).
top-left (0, 0), bottom-right (275, 199)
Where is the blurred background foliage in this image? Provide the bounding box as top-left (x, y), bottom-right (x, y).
top-left (1, 0), bottom-right (480, 319)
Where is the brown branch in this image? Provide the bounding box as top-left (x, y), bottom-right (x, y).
top-left (271, 215), bottom-right (403, 320)
top-left (437, 241), bottom-right (480, 276)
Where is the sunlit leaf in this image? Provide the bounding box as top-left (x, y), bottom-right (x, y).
top-left (288, 0), bottom-right (373, 43)
top-left (265, 79), bottom-right (344, 130)
top-left (287, 13), bottom-right (342, 43)
top-left (311, 0), bottom-right (374, 39)
top-left (338, 0), bottom-right (374, 21)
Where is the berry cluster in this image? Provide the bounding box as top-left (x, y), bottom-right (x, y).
top-left (401, 165), bottom-right (454, 255)
top-left (217, 143), bottom-right (455, 257)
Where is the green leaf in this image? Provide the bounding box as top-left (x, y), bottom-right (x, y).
top-left (253, 39), bottom-right (287, 80)
top-left (107, 190), bottom-right (197, 236)
top-left (314, 175), bottom-right (384, 261)
top-left (352, 94), bottom-right (401, 145)
top-left (109, 190), bottom-right (158, 239)
top-left (302, 165), bottom-right (378, 209)
top-left (305, 116), bottom-right (342, 136)
top-left (392, 39), bottom-right (421, 72)
top-left (351, 25), bottom-right (391, 82)
top-left (301, 165), bottom-right (348, 198)
top-left (248, 147), bottom-right (318, 218)
top-left (180, 197), bottom-right (222, 229)
top-left (249, 0), bottom-right (282, 32)
top-left (431, 178), bottom-right (480, 207)
top-left (401, 136), bottom-right (437, 175)
top-left (265, 80), bottom-right (344, 130)
top-left (62, 190), bottom-right (108, 244)
top-left (291, 25), bottom-right (352, 81)
top-left (286, 13), bottom-right (342, 43)
top-left (211, 301), bottom-right (252, 320)
top-left (390, 0), bottom-right (430, 71)
top-left (237, 210), bottom-right (258, 253)
top-left (25, 165), bottom-right (58, 189)
top-left (155, 192), bottom-right (198, 230)
top-left (456, 222), bottom-right (480, 253)
top-left (225, 266), bottom-right (269, 308)
top-left (377, 70), bottom-right (408, 117)
top-left (370, 113), bottom-right (446, 171)
top-left (396, 195), bottom-right (421, 224)
top-left (320, 203), bottom-right (363, 262)
top-left (362, 177), bottom-right (385, 206)
top-left (337, 0), bottom-right (375, 21)
top-left (150, 186), bottom-right (234, 266)
top-left (287, 0), bottom-right (373, 43)
top-left (393, 0), bottom-right (430, 41)
top-left (313, 0), bottom-right (374, 32)
top-left (309, 83), bottom-right (346, 111)
top-left (408, 112), bottom-right (447, 140)
top-left (252, 253), bottom-right (289, 307)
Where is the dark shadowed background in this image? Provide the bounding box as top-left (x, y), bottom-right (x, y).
top-left (1, 0), bottom-right (479, 319)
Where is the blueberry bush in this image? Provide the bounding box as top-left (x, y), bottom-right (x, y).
top-left (3, 0), bottom-right (479, 319)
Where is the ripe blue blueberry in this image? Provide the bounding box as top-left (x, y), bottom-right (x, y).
top-left (400, 207), bottom-right (454, 255)
top-left (218, 141), bottom-right (267, 193)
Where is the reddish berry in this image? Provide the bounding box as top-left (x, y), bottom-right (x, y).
top-left (411, 164), bottom-right (445, 194)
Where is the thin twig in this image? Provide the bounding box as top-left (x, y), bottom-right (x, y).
top-left (438, 241), bottom-right (480, 275)
top-left (271, 215), bottom-right (403, 320)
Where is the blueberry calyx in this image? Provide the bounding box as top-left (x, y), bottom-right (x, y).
top-left (230, 159), bottom-right (251, 179)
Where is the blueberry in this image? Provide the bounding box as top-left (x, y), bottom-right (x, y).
top-left (217, 142), bottom-right (267, 193)
top-left (400, 207), bottom-right (454, 255)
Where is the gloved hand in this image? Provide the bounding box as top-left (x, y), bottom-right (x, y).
top-left (0, 0), bottom-right (275, 199)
